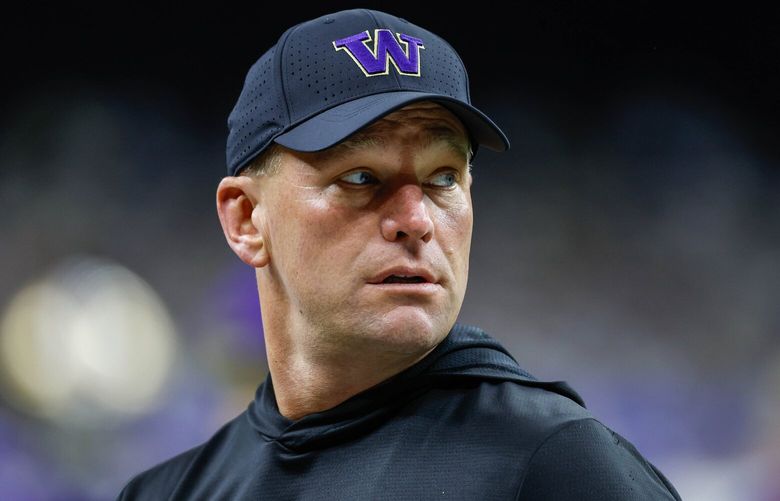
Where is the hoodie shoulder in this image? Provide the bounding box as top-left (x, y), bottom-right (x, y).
top-left (116, 411), bottom-right (255, 500)
top-left (517, 417), bottom-right (682, 500)
top-left (461, 377), bottom-right (594, 438)
top-left (426, 324), bottom-right (679, 499)
top-left (116, 441), bottom-right (206, 500)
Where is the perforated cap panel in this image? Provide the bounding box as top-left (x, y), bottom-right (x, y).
top-left (226, 47), bottom-right (287, 174)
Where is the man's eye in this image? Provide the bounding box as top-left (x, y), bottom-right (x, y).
top-left (339, 170), bottom-right (458, 187)
top-left (429, 172), bottom-right (458, 188)
top-left (340, 171), bottom-right (377, 186)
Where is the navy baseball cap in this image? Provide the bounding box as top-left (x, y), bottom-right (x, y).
top-left (226, 8), bottom-right (510, 176)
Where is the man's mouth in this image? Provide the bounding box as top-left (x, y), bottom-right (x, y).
top-left (382, 275), bottom-right (427, 284)
top-left (368, 266), bottom-right (437, 285)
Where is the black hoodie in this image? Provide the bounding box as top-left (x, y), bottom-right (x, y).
top-left (118, 323), bottom-right (681, 500)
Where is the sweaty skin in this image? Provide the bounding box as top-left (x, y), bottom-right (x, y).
top-left (217, 102), bottom-right (473, 420)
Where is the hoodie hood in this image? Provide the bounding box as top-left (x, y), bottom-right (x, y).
top-left (246, 323), bottom-right (584, 452)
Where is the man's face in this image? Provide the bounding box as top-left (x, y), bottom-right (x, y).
top-left (254, 102), bottom-right (473, 355)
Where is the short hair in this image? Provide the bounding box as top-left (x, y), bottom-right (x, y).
top-left (239, 143), bottom-right (283, 177)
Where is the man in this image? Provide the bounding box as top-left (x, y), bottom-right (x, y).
top-left (118, 8), bottom-right (681, 500)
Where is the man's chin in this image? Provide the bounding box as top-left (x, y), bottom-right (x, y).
top-left (359, 309), bottom-right (450, 355)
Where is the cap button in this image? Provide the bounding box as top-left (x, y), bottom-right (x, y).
top-left (323, 17), bottom-right (335, 24)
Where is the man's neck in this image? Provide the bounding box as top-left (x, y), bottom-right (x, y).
top-left (268, 338), bottom-right (435, 421)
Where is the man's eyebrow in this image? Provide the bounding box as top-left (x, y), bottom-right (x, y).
top-left (419, 125), bottom-right (472, 161)
top-left (317, 125), bottom-right (472, 164)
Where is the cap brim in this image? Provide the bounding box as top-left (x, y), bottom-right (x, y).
top-left (273, 91), bottom-right (509, 153)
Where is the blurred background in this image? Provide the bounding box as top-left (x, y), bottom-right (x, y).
top-left (1, 2), bottom-right (778, 499)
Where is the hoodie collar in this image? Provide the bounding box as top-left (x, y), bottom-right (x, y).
top-left (246, 323), bottom-right (584, 451)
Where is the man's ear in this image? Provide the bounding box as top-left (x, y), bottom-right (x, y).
top-left (216, 176), bottom-right (270, 268)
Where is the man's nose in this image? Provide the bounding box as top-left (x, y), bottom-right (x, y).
top-left (380, 184), bottom-right (434, 244)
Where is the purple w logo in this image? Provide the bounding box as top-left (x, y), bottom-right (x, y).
top-left (333, 30), bottom-right (425, 77)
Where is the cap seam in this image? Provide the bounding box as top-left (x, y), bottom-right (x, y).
top-left (276, 24), bottom-right (300, 125)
